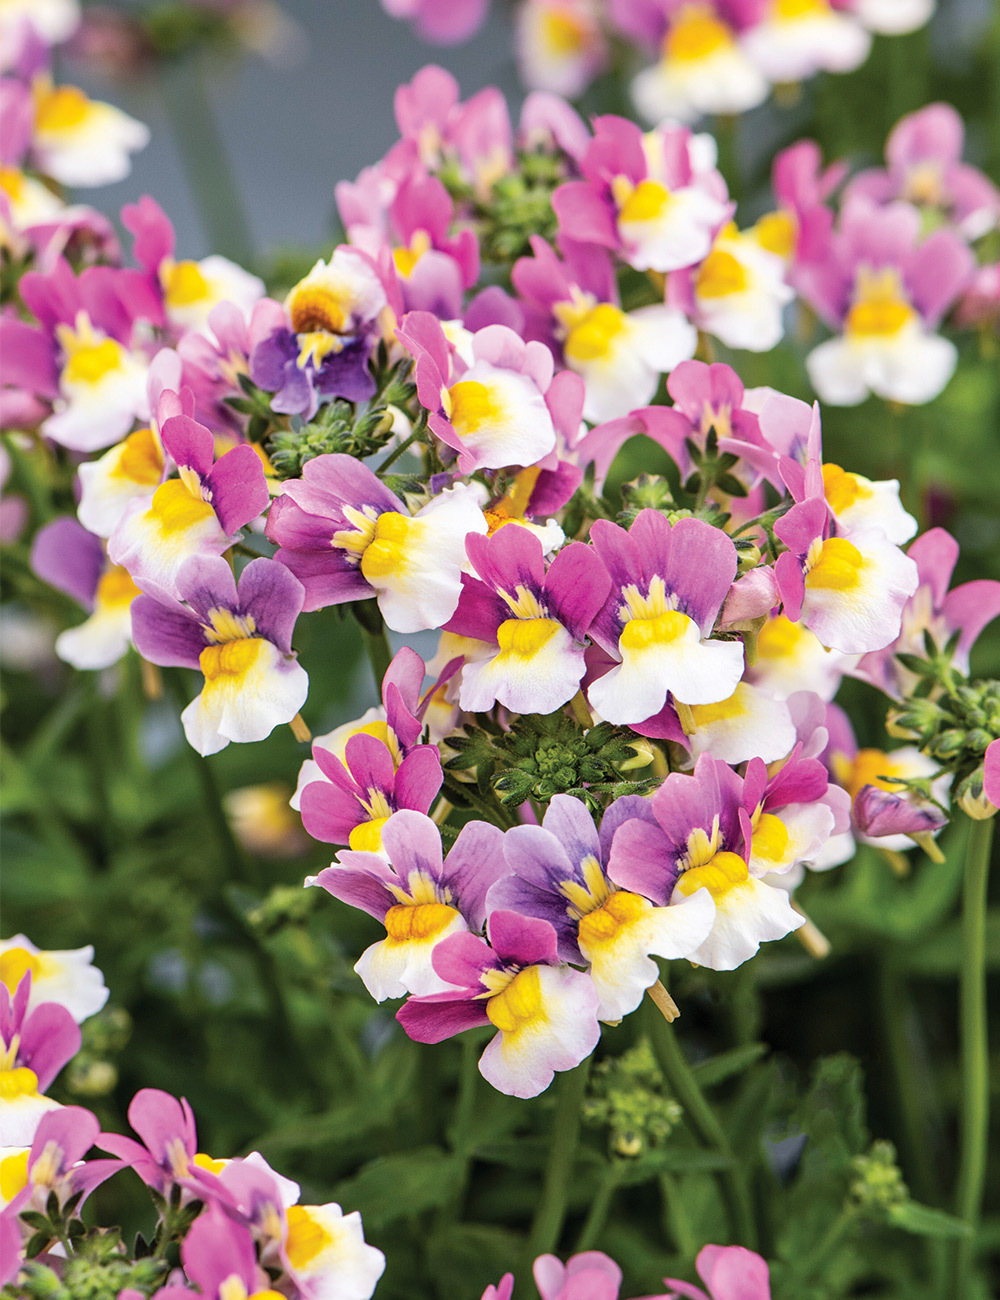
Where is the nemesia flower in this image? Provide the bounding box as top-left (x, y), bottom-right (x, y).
top-left (1, 973), bottom-right (80, 1146)
top-left (983, 739), bottom-right (1000, 811)
top-left (0, 935), bottom-right (108, 1023)
top-left (279, 1201), bottom-right (386, 1300)
top-left (397, 909), bottom-right (601, 1097)
top-left (534, 1250), bottom-right (623, 1299)
top-left (801, 197), bottom-right (973, 405)
top-left (552, 116), bottom-right (729, 274)
top-left (741, 0), bottom-right (871, 85)
top-left (513, 236), bottom-right (696, 423)
top-left (123, 195), bottom-right (265, 334)
top-left (608, 754), bottom-right (804, 970)
top-left (130, 555), bottom-right (308, 756)
top-left (444, 526), bottom-right (610, 714)
top-left (852, 781), bottom-right (948, 847)
top-left (311, 810), bottom-right (507, 1000)
top-left (224, 783), bottom-right (309, 858)
top-left (95, 1087), bottom-right (220, 1200)
top-left (0, 0), bottom-right (80, 47)
top-left (683, 222), bottom-right (794, 351)
top-left (265, 451), bottom-right (487, 629)
top-left (298, 732), bottom-right (442, 852)
top-left (488, 794), bottom-right (714, 1020)
top-left (109, 403), bottom-right (269, 598)
top-left (0, 1105), bottom-right (120, 1220)
top-left (843, 0), bottom-right (934, 36)
top-left (30, 516), bottom-right (139, 670)
top-left (250, 247), bottom-right (386, 417)
top-left (586, 510), bottom-right (744, 726)
top-left (28, 76), bottom-right (149, 187)
top-left (742, 747), bottom-right (849, 879)
top-left (747, 613), bottom-right (853, 703)
top-left (515, 1), bottom-right (609, 98)
top-left (850, 527), bottom-right (1000, 698)
top-left (166, 1202), bottom-right (276, 1300)
top-left (630, 2), bottom-right (768, 124)
top-left (400, 311), bottom-right (561, 473)
top-left (665, 1243), bottom-right (772, 1300)
top-left (291, 646), bottom-right (426, 808)
top-left (774, 495), bottom-right (918, 654)
top-left (680, 682), bottom-right (797, 766)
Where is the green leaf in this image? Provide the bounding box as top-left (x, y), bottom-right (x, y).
top-left (333, 1146), bottom-right (463, 1228)
top-left (691, 1043), bottom-right (768, 1087)
top-left (887, 1200), bottom-right (972, 1238)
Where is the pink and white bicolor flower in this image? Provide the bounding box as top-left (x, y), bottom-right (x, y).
top-left (109, 401), bottom-right (269, 600)
top-left (608, 754), bottom-right (804, 971)
top-left (444, 526), bottom-right (611, 715)
top-left (742, 0), bottom-right (871, 85)
top-left (586, 510), bottom-right (744, 727)
top-left (0, 1105), bottom-right (121, 1222)
top-left (553, 116), bottom-right (730, 274)
top-left (130, 555), bottom-right (308, 756)
top-left (774, 495), bottom-right (919, 655)
top-left (1, 973), bottom-right (80, 1147)
top-left (488, 795), bottom-right (714, 1021)
top-left (399, 311), bottom-right (560, 474)
top-left (397, 910), bottom-right (600, 1098)
top-left (30, 516), bottom-right (140, 671)
top-left (0, 934), bottom-right (108, 1025)
top-left (265, 452), bottom-right (487, 632)
top-left (310, 810), bottom-right (507, 1002)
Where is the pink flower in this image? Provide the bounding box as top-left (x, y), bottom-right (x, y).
top-left (381, 0), bottom-right (490, 45)
top-left (665, 1243), bottom-right (772, 1300)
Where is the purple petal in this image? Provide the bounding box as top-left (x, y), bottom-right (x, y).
top-left (486, 909), bottom-right (560, 968)
top-left (174, 554), bottom-right (239, 620)
top-left (29, 1105), bottom-right (99, 1171)
top-left (544, 542), bottom-right (611, 640)
top-left (130, 595), bottom-right (205, 670)
top-left (906, 528), bottom-right (957, 607)
top-left (18, 1003), bottom-right (81, 1093)
top-left (0, 318), bottom-right (58, 398)
top-left (597, 794), bottom-right (658, 862)
top-left (394, 746), bottom-right (443, 813)
top-left (443, 819), bottom-right (510, 930)
top-left (30, 518), bottom-right (103, 610)
top-left (606, 818), bottom-right (676, 905)
top-left (235, 557), bottom-right (304, 653)
top-left (205, 445), bottom-right (270, 536)
top-left (540, 794), bottom-right (601, 869)
top-left (300, 780), bottom-right (363, 844)
top-left (182, 1204), bottom-right (257, 1297)
top-left (431, 930), bottom-right (496, 988)
top-left (128, 1089), bottom-right (196, 1163)
top-left (312, 865), bottom-right (395, 921)
top-left (379, 809), bottom-right (444, 881)
top-left (396, 990), bottom-right (490, 1043)
top-left (160, 414), bottom-right (213, 479)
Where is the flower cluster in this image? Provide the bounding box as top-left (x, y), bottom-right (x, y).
top-left (382, 0), bottom-right (936, 118)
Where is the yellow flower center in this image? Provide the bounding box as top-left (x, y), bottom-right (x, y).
top-left (755, 615), bottom-right (807, 660)
top-left (619, 609), bottom-right (691, 653)
top-left (0, 1067), bottom-right (39, 1100)
top-left (751, 812), bottom-right (790, 864)
top-left (542, 8), bottom-right (589, 53)
top-left (562, 303), bottom-right (628, 364)
top-left (95, 567), bottom-right (141, 611)
top-left (35, 84), bottom-right (91, 133)
top-left (0, 947), bottom-right (40, 993)
top-left (844, 748), bottom-right (907, 803)
top-left (0, 168), bottom-right (25, 201)
top-left (665, 7), bottom-right (733, 60)
top-left (496, 617), bottom-right (561, 658)
top-left (617, 178), bottom-right (672, 225)
top-left (147, 478), bottom-right (215, 535)
top-left (359, 511), bottom-right (413, 582)
top-left (577, 891), bottom-right (649, 948)
top-left (113, 428), bottom-right (164, 486)
top-left (192, 1152), bottom-right (228, 1176)
top-left (773, 0), bottom-right (829, 18)
top-left (674, 850), bottom-right (749, 900)
top-left (804, 536), bottom-right (863, 591)
top-left (754, 210), bottom-right (797, 259)
top-left (285, 1205), bottom-right (332, 1270)
top-left (62, 338), bottom-right (125, 387)
top-left (392, 230), bottom-right (432, 278)
top-left (384, 902), bottom-right (460, 943)
top-left (163, 260), bottom-right (211, 308)
top-left (446, 380), bottom-right (499, 437)
top-left (0, 1150), bottom-right (30, 1202)
top-left (486, 965), bottom-right (543, 1034)
top-left (199, 638), bottom-right (264, 683)
top-left (288, 284), bottom-right (347, 336)
top-left (845, 268), bottom-right (915, 338)
top-left (686, 685), bottom-right (747, 728)
top-left (348, 817), bottom-right (389, 853)
top-left (696, 248), bottom-right (749, 299)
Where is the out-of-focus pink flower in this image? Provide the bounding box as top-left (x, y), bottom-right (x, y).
top-left (665, 1243), bottom-right (772, 1300)
top-left (381, 0), bottom-right (490, 45)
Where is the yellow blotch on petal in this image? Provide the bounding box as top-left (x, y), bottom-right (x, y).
top-left (774, 0), bottom-right (829, 18)
top-left (192, 1152), bottom-right (228, 1176)
top-left (756, 614), bottom-right (806, 660)
top-left (754, 210), bottom-right (797, 259)
top-left (392, 229), bottom-right (432, 278)
top-left (496, 617), bottom-right (561, 659)
top-left (674, 850), bottom-right (748, 900)
top-left (149, 479), bottom-right (216, 535)
top-left (446, 380), bottom-right (499, 438)
top-left (617, 178), bottom-right (672, 225)
top-left (0, 1067), bottom-right (40, 1100)
top-left (822, 463), bottom-right (872, 515)
top-left (163, 260), bottom-right (211, 308)
top-left (95, 567), bottom-right (140, 611)
top-left (542, 9), bottom-right (589, 53)
top-left (199, 637), bottom-right (264, 683)
top-left (288, 282), bottom-right (348, 336)
top-left (0, 1150), bottom-right (30, 1202)
top-left (687, 686), bottom-right (747, 728)
top-left (751, 812), bottom-right (790, 864)
top-left (563, 303), bottom-right (628, 364)
top-left (113, 428), bottom-right (164, 486)
top-left (359, 511), bottom-right (413, 582)
top-left (349, 817), bottom-right (389, 853)
top-left (619, 609), bottom-right (691, 653)
top-left (665, 7), bottom-right (733, 60)
top-left (486, 964), bottom-right (544, 1035)
top-left (0, 168), bottom-right (25, 201)
top-left (285, 1205), bottom-right (333, 1271)
top-left (696, 248), bottom-right (749, 299)
top-left (845, 268), bottom-right (915, 338)
top-left (0, 947), bottom-right (41, 993)
top-left (34, 84), bottom-right (91, 133)
top-left (805, 537), bottom-right (863, 592)
top-left (62, 338), bottom-right (126, 387)
top-left (577, 891), bottom-right (649, 949)
top-left (384, 902), bottom-right (461, 944)
top-left (844, 748), bottom-right (906, 803)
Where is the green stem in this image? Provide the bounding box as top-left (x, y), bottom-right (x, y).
top-left (160, 54), bottom-right (253, 265)
top-left (798, 1205), bottom-right (858, 1281)
top-left (377, 425), bottom-right (424, 474)
top-left (352, 601), bottom-right (393, 688)
top-left (876, 960), bottom-right (938, 1206)
top-left (574, 1163), bottom-right (619, 1252)
top-left (660, 1171), bottom-right (698, 1257)
top-left (441, 771), bottom-right (516, 830)
top-left (954, 815), bottom-right (995, 1297)
top-left (1, 432), bottom-right (51, 526)
top-left (522, 1057), bottom-right (593, 1269)
top-left (645, 993), bottom-right (757, 1249)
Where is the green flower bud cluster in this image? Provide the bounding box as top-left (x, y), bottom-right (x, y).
top-left (849, 1141), bottom-right (908, 1211)
top-left (618, 474), bottom-right (676, 527)
top-left (7, 1235), bottom-right (167, 1300)
top-left (67, 1008), bottom-right (132, 1099)
top-left (583, 1038), bottom-right (683, 1159)
top-left (446, 711), bottom-right (661, 813)
top-left (439, 149), bottom-right (565, 264)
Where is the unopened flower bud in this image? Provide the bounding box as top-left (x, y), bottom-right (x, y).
top-left (617, 738), bottom-right (656, 772)
top-left (850, 1141), bottom-right (907, 1209)
top-left (955, 768), bottom-right (998, 821)
top-left (853, 783), bottom-right (948, 845)
top-left (735, 539), bottom-right (762, 573)
top-left (930, 728), bottom-right (967, 758)
top-left (966, 728), bottom-right (994, 754)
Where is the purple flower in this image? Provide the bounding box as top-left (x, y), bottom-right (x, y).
top-left (397, 910), bottom-right (600, 1097)
top-left (444, 525), bottom-right (610, 714)
top-left (2, 1106), bottom-right (122, 1222)
top-left (312, 809), bottom-right (507, 1000)
top-left (489, 794), bottom-right (713, 1020)
top-left (96, 1087), bottom-right (217, 1200)
top-left (586, 510), bottom-right (743, 726)
top-left (636, 360), bottom-right (762, 481)
top-left (130, 555), bottom-right (308, 756)
top-left (299, 732), bottom-right (442, 852)
top-left (608, 754), bottom-right (803, 971)
top-left (1, 973), bottom-right (80, 1146)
